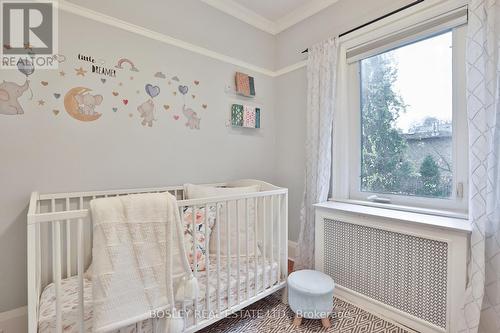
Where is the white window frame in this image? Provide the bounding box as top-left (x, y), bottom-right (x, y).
top-left (332, 0), bottom-right (469, 216)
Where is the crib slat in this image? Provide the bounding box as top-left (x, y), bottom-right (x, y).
top-left (270, 195), bottom-right (274, 286)
top-left (226, 202), bottom-right (231, 308)
top-left (253, 197), bottom-right (258, 297)
top-left (277, 195), bottom-right (281, 283)
top-left (236, 200), bottom-right (241, 305)
top-left (215, 203), bottom-right (221, 313)
top-left (53, 221), bottom-right (62, 333)
top-left (245, 198), bottom-right (250, 300)
top-left (204, 204), bottom-right (210, 314)
top-left (77, 217), bottom-right (84, 333)
top-left (77, 198), bottom-right (84, 333)
top-left (66, 197), bottom-right (71, 278)
top-left (192, 205), bottom-right (198, 325)
top-left (262, 197), bottom-right (266, 289)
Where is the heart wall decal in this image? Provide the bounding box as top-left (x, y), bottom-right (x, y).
top-left (145, 84), bottom-right (160, 98)
top-left (178, 85), bottom-right (188, 95)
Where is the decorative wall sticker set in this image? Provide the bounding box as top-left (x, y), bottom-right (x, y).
top-left (0, 52), bottom-right (209, 131)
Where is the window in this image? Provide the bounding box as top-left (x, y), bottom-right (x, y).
top-left (360, 32), bottom-right (453, 199)
top-left (334, 5), bottom-right (468, 214)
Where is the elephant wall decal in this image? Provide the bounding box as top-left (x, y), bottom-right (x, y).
top-left (75, 93), bottom-right (103, 115)
top-left (0, 80), bottom-right (29, 115)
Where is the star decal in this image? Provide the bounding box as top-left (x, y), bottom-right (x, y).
top-left (75, 67), bottom-right (87, 76)
top-left (37, 99), bottom-right (45, 106)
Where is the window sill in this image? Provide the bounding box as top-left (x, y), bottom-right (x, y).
top-left (314, 200), bottom-right (471, 234)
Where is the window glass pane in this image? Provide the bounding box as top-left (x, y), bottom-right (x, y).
top-left (360, 31), bottom-right (453, 198)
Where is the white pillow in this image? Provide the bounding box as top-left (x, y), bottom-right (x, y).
top-left (183, 183), bottom-right (260, 257)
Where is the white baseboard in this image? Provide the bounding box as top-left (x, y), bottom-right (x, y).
top-left (0, 306), bottom-right (28, 333)
top-left (288, 240), bottom-right (298, 261)
top-left (334, 284), bottom-right (443, 333)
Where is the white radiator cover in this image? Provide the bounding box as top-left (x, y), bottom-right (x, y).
top-left (314, 202), bottom-right (470, 333)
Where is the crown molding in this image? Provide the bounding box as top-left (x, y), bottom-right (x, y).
top-left (199, 0), bottom-right (278, 34)
top-left (36, 0), bottom-right (307, 77)
top-left (200, 0), bottom-right (339, 35)
top-left (276, 0), bottom-right (340, 32)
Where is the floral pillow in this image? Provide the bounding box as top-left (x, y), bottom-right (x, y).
top-left (182, 205), bottom-right (216, 271)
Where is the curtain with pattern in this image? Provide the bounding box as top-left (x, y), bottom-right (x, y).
top-left (295, 38), bottom-right (338, 270)
top-left (460, 1), bottom-right (500, 332)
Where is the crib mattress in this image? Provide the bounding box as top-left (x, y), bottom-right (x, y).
top-left (38, 256), bottom-right (279, 333)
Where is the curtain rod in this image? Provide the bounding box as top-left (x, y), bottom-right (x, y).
top-left (301, 0), bottom-right (424, 54)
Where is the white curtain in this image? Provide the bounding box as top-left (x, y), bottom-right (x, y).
top-left (460, 1), bottom-right (500, 332)
top-left (295, 38), bottom-right (338, 270)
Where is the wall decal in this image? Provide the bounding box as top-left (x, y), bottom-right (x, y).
top-left (75, 67), bottom-right (87, 76)
top-left (145, 84), bottom-right (160, 98)
top-left (154, 72), bottom-right (166, 79)
top-left (5, 51), bottom-right (211, 129)
top-left (16, 58), bottom-right (34, 100)
top-left (53, 54), bottom-right (66, 63)
top-left (182, 104), bottom-right (200, 130)
top-left (92, 64), bottom-right (116, 77)
top-left (115, 58), bottom-right (139, 72)
top-left (64, 87), bottom-right (103, 122)
top-left (0, 80), bottom-right (30, 115)
top-left (178, 85), bottom-right (188, 95)
top-left (137, 99), bottom-right (156, 127)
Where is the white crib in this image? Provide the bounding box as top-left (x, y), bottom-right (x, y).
top-left (27, 179), bottom-right (288, 333)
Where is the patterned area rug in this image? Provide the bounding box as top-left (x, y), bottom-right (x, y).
top-left (199, 296), bottom-right (410, 333)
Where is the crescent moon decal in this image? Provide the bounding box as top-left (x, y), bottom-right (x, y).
top-left (64, 87), bottom-right (102, 122)
top-left (114, 58), bottom-right (139, 72)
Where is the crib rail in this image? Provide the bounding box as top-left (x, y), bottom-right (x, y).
top-left (27, 180), bottom-right (288, 333)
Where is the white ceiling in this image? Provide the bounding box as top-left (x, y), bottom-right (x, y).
top-left (232, 0), bottom-right (312, 21)
top-left (200, 0), bottom-right (339, 34)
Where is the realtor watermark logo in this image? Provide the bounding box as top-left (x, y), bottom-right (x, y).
top-left (1, 0), bottom-right (58, 69)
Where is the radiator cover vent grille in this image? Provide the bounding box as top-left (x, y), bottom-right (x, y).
top-left (324, 219), bottom-right (448, 329)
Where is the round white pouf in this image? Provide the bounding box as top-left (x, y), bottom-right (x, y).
top-left (288, 270), bottom-right (335, 326)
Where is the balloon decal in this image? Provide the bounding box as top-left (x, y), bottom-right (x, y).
top-left (145, 84), bottom-right (160, 98)
top-left (178, 85), bottom-right (188, 95)
top-left (16, 58), bottom-right (34, 100)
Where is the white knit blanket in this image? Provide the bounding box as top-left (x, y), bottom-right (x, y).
top-left (90, 192), bottom-right (194, 333)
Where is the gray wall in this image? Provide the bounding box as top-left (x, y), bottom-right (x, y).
top-left (0, 1), bottom-right (276, 313)
top-left (274, 0), bottom-right (415, 242)
top-left (0, 0), bottom-right (418, 312)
